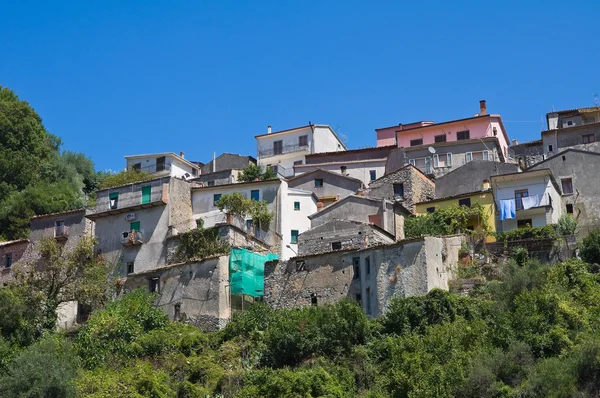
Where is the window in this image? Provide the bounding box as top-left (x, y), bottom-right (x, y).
top-left (311, 293), bottom-right (318, 306)
top-left (410, 138), bottom-right (423, 146)
top-left (393, 183), bottom-right (404, 198)
top-left (293, 160), bottom-right (303, 166)
top-left (457, 130), bottom-right (470, 140)
top-left (130, 221), bottom-right (140, 232)
top-left (55, 220), bottom-right (65, 237)
top-left (149, 277), bottom-right (160, 293)
top-left (435, 134), bottom-right (446, 143)
top-left (294, 201), bottom-right (300, 211)
top-left (365, 256), bottom-right (371, 275)
top-left (561, 178), bottom-right (573, 195)
top-left (517, 219), bottom-right (532, 229)
top-left (251, 190), bottom-right (260, 201)
top-left (369, 170), bottom-right (377, 181)
top-left (352, 257), bottom-right (360, 279)
top-left (291, 230), bottom-right (299, 244)
top-left (273, 140), bottom-right (283, 155)
top-left (355, 294), bottom-right (362, 305)
top-left (458, 198), bottom-right (471, 207)
top-left (269, 165), bottom-right (278, 174)
top-left (331, 241), bottom-right (342, 250)
top-left (5, 254), bottom-right (12, 269)
top-left (141, 185), bottom-right (151, 204)
top-left (132, 163), bottom-right (141, 171)
top-left (583, 134), bottom-right (595, 144)
top-left (246, 219), bottom-right (254, 231)
top-left (465, 152), bottom-right (473, 162)
top-left (426, 206), bottom-right (435, 213)
top-left (295, 260), bottom-right (306, 271)
top-left (156, 156), bottom-right (166, 172)
top-left (340, 166), bottom-right (347, 174)
top-left (207, 181), bottom-right (215, 187)
top-left (192, 168), bottom-right (198, 176)
top-left (433, 153), bottom-right (453, 168)
top-left (314, 179), bottom-right (324, 188)
top-left (174, 303), bottom-right (181, 320)
top-left (299, 135), bottom-right (308, 147)
top-left (548, 144), bottom-right (553, 152)
top-left (109, 192), bottom-right (119, 209)
top-left (514, 189), bottom-right (529, 211)
top-left (127, 262), bottom-right (134, 274)
top-left (213, 194), bottom-right (221, 206)
top-left (566, 203), bottom-right (574, 214)
top-left (482, 151), bottom-right (489, 161)
top-left (567, 120), bottom-right (573, 126)
top-left (366, 287), bottom-right (371, 314)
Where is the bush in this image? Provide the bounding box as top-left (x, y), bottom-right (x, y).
top-left (495, 225), bottom-right (557, 243)
top-left (580, 231), bottom-right (600, 265)
top-left (0, 336), bottom-right (79, 398)
top-left (98, 169), bottom-right (154, 189)
top-left (175, 227), bottom-right (231, 262)
top-left (557, 214), bottom-right (577, 236)
top-left (405, 203), bottom-right (490, 238)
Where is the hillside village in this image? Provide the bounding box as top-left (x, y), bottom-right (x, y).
top-left (2, 99), bottom-right (599, 330)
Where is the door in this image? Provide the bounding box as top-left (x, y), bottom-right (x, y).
top-left (141, 186), bottom-right (151, 204)
top-left (273, 140), bottom-right (283, 155)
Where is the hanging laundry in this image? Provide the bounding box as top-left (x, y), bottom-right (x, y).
top-left (522, 196), bottom-right (538, 210)
top-left (500, 199), bottom-right (516, 220)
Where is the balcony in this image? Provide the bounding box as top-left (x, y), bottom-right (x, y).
top-left (121, 230), bottom-right (143, 247)
top-left (54, 225), bottom-right (69, 241)
top-left (258, 144), bottom-right (309, 159)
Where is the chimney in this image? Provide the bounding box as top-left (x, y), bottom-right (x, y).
top-left (479, 100), bottom-right (487, 115)
top-left (179, 151), bottom-right (185, 159)
top-left (512, 139), bottom-right (519, 146)
top-left (267, 125), bottom-right (272, 134)
top-left (482, 179), bottom-right (491, 190)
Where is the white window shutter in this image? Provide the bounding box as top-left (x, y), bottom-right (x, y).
top-left (433, 154), bottom-right (439, 168)
top-left (447, 153), bottom-right (452, 166)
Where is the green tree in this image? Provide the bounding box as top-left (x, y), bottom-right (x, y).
top-left (580, 231), bottom-right (600, 264)
top-left (237, 164), bottom-right (276, 182)
top-left (216, 192), bottom-right (274, 230)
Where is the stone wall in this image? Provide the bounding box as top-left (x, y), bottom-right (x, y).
top-left (510, 141), bottom-right (544, 168)
top-left (124, 256), bottom-right (231, 331)
top-left (365, 165), bottom-right (434, 213)
top-left (297, 219), bottom-right (395, 256)
top-left (264, 235), bottom-right (464, 316)
top-left (168, 177), bottom-right (195, 235)
top-left (0, 240), bottom-right (29, 286)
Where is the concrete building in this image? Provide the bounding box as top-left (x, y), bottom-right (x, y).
top-left (256, 124), bottom-right (346, 177)
top-left (491, 169), bottom-right (562, 233)
top-left (294, 145), bottom-right (395, 186)
top-left (264, 235), bottom-right (464, 317)
top-left (529, 149), bottom-right (600, 234)
top-left (376, 101), bottom-right (511, 177)
top-left (542, 122), bottom-right (600, 159)
top-left (297, 219), bottom-right (395, 256)
top-left (364, 164), bottom-right (435, 214)
top-left (287, 169), bottom-right (364, 207)
top-left (192, 169), bottom-right (240, 187)
top-left (308, 195), bottom-right (407, 240)
top-left (201, 153), bottom-right (256, 175)
top-left (125, 152), bottom-right (201, 179)
top-left (415, 191), bottom-right (497, 238)
top-left (434, 160), bottom-right (519, 199)
top-left (284, 188), bottom-right (318, 259)
top-left (546, 107), bottom-right (600, 130)
top-left (88, 177), bottom-right (194, 276)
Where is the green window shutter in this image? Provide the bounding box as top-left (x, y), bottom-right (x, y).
top-left (291, 230), bottom-right (299, 244)
top-left (141, 186), bottom-right (151, 204)
top-left (109, 192), bottom-right (119, 200)
top-left (130, 221), bottom-right (141, 231)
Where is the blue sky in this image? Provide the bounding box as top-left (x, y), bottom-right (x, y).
top-left (1, 1), bottom-right (599, 170)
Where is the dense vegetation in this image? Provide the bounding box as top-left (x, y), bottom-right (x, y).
top-left (405, 203), bottom-right (490, 238)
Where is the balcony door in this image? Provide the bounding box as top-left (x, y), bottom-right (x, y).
top-left (514, 189), bottom-right (529, 211)
top-left (156, 156), bottom-right (166, 172)
top-left (273, 140), bottom-right (283, 155)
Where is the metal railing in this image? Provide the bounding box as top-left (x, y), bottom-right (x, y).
top-left (499, 194), bottom-right (551, 211)
top-left (258, 144), bottom-right (310, 159)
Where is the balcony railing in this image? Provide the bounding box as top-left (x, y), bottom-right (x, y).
top-left (501, 194), bottom-right (551, 212)
top-left (258, 144), bottom-right (309, 159)
top-left (268, 164), bottom-right (295, 178)
top-left (121, 230), bottom-right (143, 246)
top-left (54, 225), bottom-right (69, 240)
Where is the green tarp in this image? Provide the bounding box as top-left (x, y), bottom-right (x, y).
top-left (229, 248), bottom-right (278, 298)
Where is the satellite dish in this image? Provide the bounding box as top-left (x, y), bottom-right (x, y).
top-left (428, 147), bottom-right (436, 154)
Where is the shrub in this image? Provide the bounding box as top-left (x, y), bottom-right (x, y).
top-left (405, 203), bottom-right (490, 238)
top-left (580, 231), bottom-right (600, 265)
top-left (495, 225), bottom-right (557, 243)
top-left (557, 214), bottom-right (577, 236)
top-left (175, 227), bottom-right (231, 262)
top-left (98, 169), bottom-right (154, 189)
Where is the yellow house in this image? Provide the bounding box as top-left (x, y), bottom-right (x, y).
top-left (414, 190), bottom-right (497, 241)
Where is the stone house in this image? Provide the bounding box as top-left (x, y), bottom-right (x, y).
top-left (509, 140), bottom-right (544, 169)
top-left (364, 164), bottom-right (435, 214)
top-left (264, 235), bottom-right (464, 317)
top-left (297, 219), bottom-right (395, 256)
top-left (529, 149), bottom-right (600, 234)
top-left (433, 160), bottom-right (519, 199)
top-left (286, 168), bottom-right (364, 207)
top-left (0, 239), bottom-right (29, 286)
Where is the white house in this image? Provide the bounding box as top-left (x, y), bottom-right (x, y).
top-left (491, 169), bottom-right (562, 232)
top-left (256, 124), bottom-right (346, 177)
top-left (281, 188), bottom-right (318, 260)
top-left (125, 152), bottom-right (201, 179)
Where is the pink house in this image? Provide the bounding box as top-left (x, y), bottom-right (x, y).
top-left (375, 101), bottom-right (510, 159)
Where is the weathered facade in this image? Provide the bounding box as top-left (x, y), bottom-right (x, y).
top-left (192, 169), bottom-right (240, 187)
top-left (297, 219), bottom-right (395, 256)
top-left (542, 122), bottom-right (600, 159)
top-left (509, 140), bottom-right (544, 168)
top-left (434, 161), bottom-right (519, 199)
top-left (0, 239), bottom-right (29, 286)
top-left (365, 164), bottom-right (435, 214)
top-left (264, 236), bottom-right (464, 316)
top-left (530, 149), bottom-right (600, 234)
top-left (201, 153), bottom-right (256, 175)
top-left (287, 168), bottom-right (364, 205)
